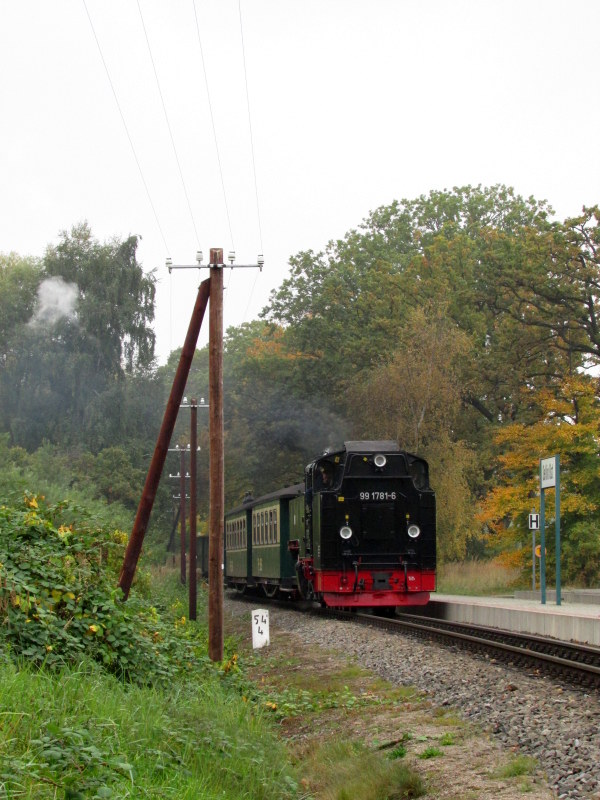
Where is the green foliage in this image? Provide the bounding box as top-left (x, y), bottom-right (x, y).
top-left (0, 495), bottom-right (299, 800)
top-left (0, 495), bottom-right (207, 683)
top-left (0, 251), bottom-right (42, 354)
top-left (44, 222), bottom-right (156, 375)
top-left (245, 682), bottom-right (386, 722)
top-left (0, 224), bottom-right (159, 453)
top-left (3, 191), bottom-right (600, 577)
top-left (494, 754), bottom-right (537, 779)
top-left (0, 656), bottom-right (297, 799)
top-left (223, 321), bottom-right (349, 504)
top-left (561, 520), bottom-right (600, 586)
top-left (304, 739), bottom-right (425, 800)
top-left (90, 447), bottom-right (147, 508)
top-left (418, 746), bottom-right (443, 759)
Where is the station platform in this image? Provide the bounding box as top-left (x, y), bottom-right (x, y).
top-left (413, 593), bottom-right (600, 646)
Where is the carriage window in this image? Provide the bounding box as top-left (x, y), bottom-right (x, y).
top-left (269, 510), bottom-right (273, 542)
top-left (274, 509), bottom-right (278, 542)
top-left (253, 513), bottom-right (257, 545)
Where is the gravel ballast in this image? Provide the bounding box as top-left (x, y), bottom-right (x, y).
top-left (256, 605), bottom-right (600, 800)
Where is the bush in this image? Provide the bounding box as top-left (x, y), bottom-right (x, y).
top-left (561, 520), bottom-right (600, 587)
top-left (0, 495), bottom-right (207, 684)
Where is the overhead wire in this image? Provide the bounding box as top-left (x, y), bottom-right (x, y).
top-left (238, 0), bottom-right (263, 254)
top-left (238, 0), bottom-right (264, 322)
top-left (192, 0), bottom-right (236, 254)
top-left (136, 0), bottom-right (202, 249)
top-left (82, 0), bottom-right (170, 254)
top-left (86, 0), bottom-right (265, 333)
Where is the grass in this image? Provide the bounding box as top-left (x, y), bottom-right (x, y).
top-left (302, 739), bottom-right (425, 800)
top-left (418, 746), bottom-right (443, 760)
top-left (0, 562), bottom-right (300, 800)
top-left (494, 754), bottom-right (538, 779)
top-left (0, 652), bottom-right (297, 799)
top-left (437, 558), bottom-right (522, 596)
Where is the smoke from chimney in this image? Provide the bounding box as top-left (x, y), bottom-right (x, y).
top-left (29, 277), bottom-right (78, 328)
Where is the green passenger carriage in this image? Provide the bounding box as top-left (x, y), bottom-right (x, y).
top-left (224, 484), bottom-right (303, 597)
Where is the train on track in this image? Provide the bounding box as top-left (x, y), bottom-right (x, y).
top-left (224, 440), bottom-right (436, 608)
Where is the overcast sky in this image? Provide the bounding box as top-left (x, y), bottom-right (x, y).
top-left (1, 0), bottom-right (598, 364)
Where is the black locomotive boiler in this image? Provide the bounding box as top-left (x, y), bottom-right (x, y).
top-left (224, 440), bottom-right (436, 608)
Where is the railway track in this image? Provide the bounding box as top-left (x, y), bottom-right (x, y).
top-left (338, 610), bottom-right (600, 688)
top-left (230, 591), bottom-right (600, 686)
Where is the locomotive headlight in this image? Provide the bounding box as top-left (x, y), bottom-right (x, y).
top-left (407, 524), bottom-right (421, 539)
top-left (340, 525), bottom-right (353, 540)
top-left (374, 454), bottom-right (387, 468)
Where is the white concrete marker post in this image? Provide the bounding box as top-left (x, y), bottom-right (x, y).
top-left (252, 609), bottom-right (270, 649)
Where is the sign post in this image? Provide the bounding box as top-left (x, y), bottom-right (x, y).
top-left (539, 455), bottom-right (561, 606)
top-left (528, 510), bottom-right (539, 591)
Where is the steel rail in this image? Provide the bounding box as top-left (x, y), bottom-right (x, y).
top-left (229, 592), bottom-right (600, 684)
top-left (357, 612), bottom-right (600, 685)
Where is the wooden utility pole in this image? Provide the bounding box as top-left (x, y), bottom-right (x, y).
top-left (179, 448), bottom-right (187, 585)
top-left (189, 399), bottom-right (198, 621)
top-left (208, 249), bottom-right (224, 661)
top-left (122, 247), bottom-right (262, 658)
top-left (118, 278), bottom-right (210, 599)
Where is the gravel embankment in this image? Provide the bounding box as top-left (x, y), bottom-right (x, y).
top-left (264, 606), bottom-right (600, 800)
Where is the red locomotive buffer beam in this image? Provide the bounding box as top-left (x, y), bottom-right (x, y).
top-left (317, 568), bottom-right (434, 607)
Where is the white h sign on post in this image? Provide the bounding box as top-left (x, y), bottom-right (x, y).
top-left (252, 608), bottom-right (270, 649)
top-left (528, 513), bottom-right (540, 530)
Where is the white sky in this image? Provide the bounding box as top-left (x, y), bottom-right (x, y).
top-left (1, 0), bottom-right (599, 365)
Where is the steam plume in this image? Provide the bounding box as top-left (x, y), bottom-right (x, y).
top-left (29, 277), bottom-right (78, 327)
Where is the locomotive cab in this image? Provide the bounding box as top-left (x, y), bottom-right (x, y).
top-left (298, 441), bottom-right (436, 607)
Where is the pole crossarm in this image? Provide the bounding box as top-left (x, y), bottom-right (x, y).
top-left (167, 252), bottom-right (264, 273)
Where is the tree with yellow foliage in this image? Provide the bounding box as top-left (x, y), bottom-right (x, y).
top-left (478, 376), bottom-right (600, 585)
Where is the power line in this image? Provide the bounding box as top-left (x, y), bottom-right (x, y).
top-left (82, 0), bottom-right (170, 254)
top-left (238, 0), bottom-right (264, 255)
top-left (137, 0), bottom-right (201, 248)
top-left (192, 0), bottom-right (235, 252)
top-left (238, 0), bottom-right (264, 323)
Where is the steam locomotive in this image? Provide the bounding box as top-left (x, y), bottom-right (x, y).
top-left (224, 441), bottom-right (436, 608)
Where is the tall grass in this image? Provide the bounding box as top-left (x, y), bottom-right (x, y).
top-left (0, 652), bottom-right (297, 799)
top-left (437, 558), bottom-right (522, 596)
top-left (302, 739), bottom-right (424, 800)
